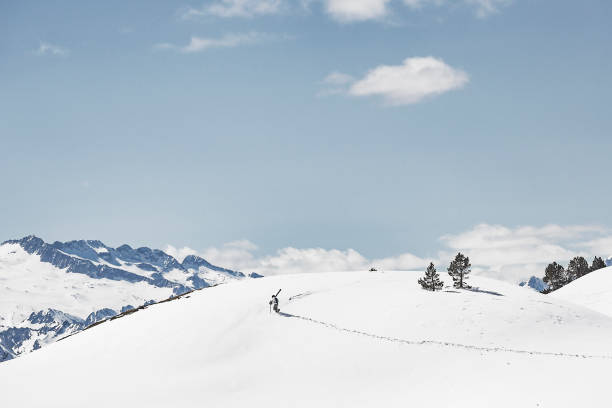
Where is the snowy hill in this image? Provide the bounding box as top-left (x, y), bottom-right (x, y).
top-left (1, 271), bottom-right (612, 407)
top-left (0, 236), bottom-right (254, 361)
top-left (551, 265), bottom-right (612, 317)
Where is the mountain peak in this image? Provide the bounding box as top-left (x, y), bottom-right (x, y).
top-left (6, 234), bottom-right (44, 245)
top-left (182, 254), bottom-right (245, 278)
top-left (86, 240), bottom-right (105, 248)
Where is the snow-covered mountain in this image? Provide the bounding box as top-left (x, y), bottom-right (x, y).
top-left (1, 271), bottom-right (612, 407)
top-left (518, 276), bottom-right (547, 292)
top-left (606, 256), bottom-right (612, 266)
top-left (0, 235), bottom-right (257, 362)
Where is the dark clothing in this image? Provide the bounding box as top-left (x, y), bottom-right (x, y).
top-left (269, 296), bottom-right (279, 313)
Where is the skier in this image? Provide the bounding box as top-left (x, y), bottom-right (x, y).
top-left (269, 289), bottom-right (281, 313)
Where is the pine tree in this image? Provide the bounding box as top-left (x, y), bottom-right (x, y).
top-left (418, 262), bottom-right (444, 291)
top-left (543, 262), bottom-right (566, 291)
top-left (590, 256), bottom-right (607, 272)
top-left (447, 252), bottom-right (471, 289)
top-left (566, 256), bottom-right (589, 281)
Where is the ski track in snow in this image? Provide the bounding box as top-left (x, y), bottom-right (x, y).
top-left (280, 312), bottom-right (612, 360)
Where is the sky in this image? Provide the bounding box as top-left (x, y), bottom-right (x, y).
top-left (1, 0), bottom-right (611, 281)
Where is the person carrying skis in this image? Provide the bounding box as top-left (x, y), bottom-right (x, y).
top-left (269, 289), bottom-right (281, 313)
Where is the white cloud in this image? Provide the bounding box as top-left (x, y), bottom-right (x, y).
top-left (318, 71), bottom-right (355, 97)
top-left (254, 248), bottom-right (431, 274)
top-left (580, 237), bottom-right (612, 259)
top-left (166, 240), bottom-right (260, 268)
top-left (35, 43), bottom-right (68, 56)
top-left (440, 224), bottom-right (605, 252)
top-left (322, 71), bottom-right (355, 85)
top-left (373, 252), bottom-right (433, 270)
top-left (167, 223), bottom-right (612, 284)
top-left (340, 56), bottom-right (468, 105)
top-left (403, 0), bottom-right (511, 17)
top-left (439, 224), bottom-right (610, 282)
top-left (155, 32), bottom-right (275, 53)
top-left (257, 247), bottom-right (370, 274)
top-left (167, 240), bottom-right (430, 275)
top-left (324, 0), bottom-right (391, 22)
top-left (164, 245), bottom-right (200, 262)
top-left (183, 0), bottom-right (391, 22)
top-left (181, 0), bottom-right (284, 18)
top-left (201, 240), bottom-right (260, 270)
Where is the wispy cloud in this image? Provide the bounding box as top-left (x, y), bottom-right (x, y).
top-left (180, 0), bottom-right (284, 19)
top-left (317, 71), bottom-right (356, 97)
top-left (167, 224), bottom-right (612, 283)
top-left (184, 0), bottom-right (393, 22)
top-left (35, 42), bottom-right (68, 56)
top-left (465, 0), bottom-right (512, 18)
top-left (155, 32), bottom-right (280, 53)
top-left (322, 71), bottom-right (355, 85)
top-left (180, 0), bottom-right (513, 23)
top-left (321, 56), bottom-right (468, 105)
top-left (404, 0), bottom-right (512, 18)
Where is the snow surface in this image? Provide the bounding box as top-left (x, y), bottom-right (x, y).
top-left (2, 271), bottom-right (612, 407)
top-left (551, 265), bottom-right (612, 317)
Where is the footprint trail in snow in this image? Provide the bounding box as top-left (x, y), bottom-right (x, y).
top-left (279, 312), bottom-right (612, 360)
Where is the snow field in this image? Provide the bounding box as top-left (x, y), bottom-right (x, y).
top-left (2, 271), bottom-right (612, 407)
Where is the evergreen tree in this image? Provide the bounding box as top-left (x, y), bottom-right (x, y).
top-left (566, 256), bottom-right (589, 281)
top-left (418, 262), bottom-right (444, 291)
top-left (447, 252), bottom-right (471, 289)
top-left (590, 256), bottom-right (607, 272)
top-left (543, 262), bottom-right (566, 291)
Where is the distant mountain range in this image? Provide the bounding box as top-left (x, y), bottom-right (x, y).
top-left (0, 235), bottom-right (260, 362)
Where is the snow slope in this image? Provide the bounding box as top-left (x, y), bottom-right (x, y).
top-left (551, 265), bottom-right (612, 317)
top-left (1, 271), bottom-right (612, 407)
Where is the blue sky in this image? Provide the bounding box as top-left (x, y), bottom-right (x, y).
top-left (1, 1), bottom-right (611, 279)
